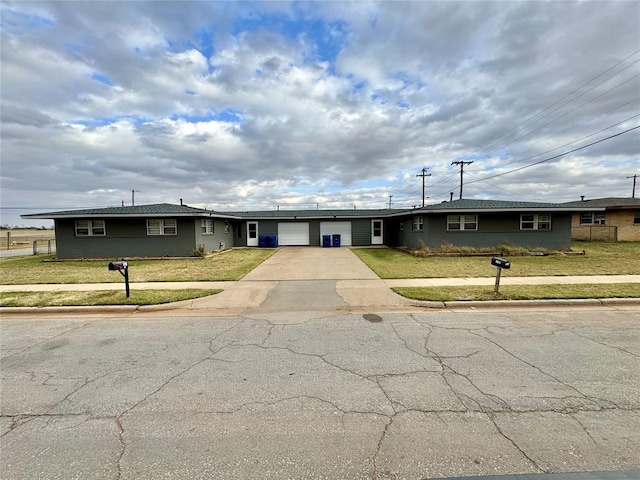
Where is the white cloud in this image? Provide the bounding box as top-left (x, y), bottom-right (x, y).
top-left (1, 0), bottom-right (639, 226)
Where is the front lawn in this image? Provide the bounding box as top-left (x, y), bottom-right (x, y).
top-left (0, 289), bottom-right (221, 307)
top-left (0, 248), bottom-right (275, 285)
top-left (353, 242), bottom-right (640, 278)
top-left (393, 283), bottom-right (640, 302)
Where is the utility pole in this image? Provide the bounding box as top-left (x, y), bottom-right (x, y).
top-left (451, 161), bottom-right (474, 199)
top-left (388, 195), bottom-right (393, 209)
top-left (416, 167), bottom-right (431, 207)
top-left (628, 174), bottom-right (638, 198)
top-left (131, 190), bottom-right (136, 207)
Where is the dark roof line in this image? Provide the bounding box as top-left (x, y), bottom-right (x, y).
top-left (22, 198), bottom-right (616, 220)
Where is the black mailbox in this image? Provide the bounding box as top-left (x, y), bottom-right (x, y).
top-left (108, 261), bottom-right (130, 297)
top-left (108, 261), bottom-right (128, 271)
top-left (491, 257), bottom-right (510, 269)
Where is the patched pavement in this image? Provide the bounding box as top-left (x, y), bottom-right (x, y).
top-left (185, 247), bottom-right (416, 314)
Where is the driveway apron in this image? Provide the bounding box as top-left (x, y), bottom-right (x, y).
top-left (188, 247), bottom-right (415, 315)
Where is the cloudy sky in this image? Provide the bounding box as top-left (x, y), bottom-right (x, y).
top-left (1, 1), bottom-right (639, 226)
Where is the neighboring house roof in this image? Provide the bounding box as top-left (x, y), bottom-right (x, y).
top-left (21, 203), bottom-right (241, 220)
top-left (559, 197), bottom-right (640, 210)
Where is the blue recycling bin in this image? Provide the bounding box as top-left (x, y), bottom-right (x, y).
top-left (322, 235), bottom-right (331, 248)
top-left (332, 234), bottom-right (341, 247)
top-left (258, 235), bottom-right (267, 248)
top-left (268, 235), bottom-right (278, 248)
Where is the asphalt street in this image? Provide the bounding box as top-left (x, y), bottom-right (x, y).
top-left (1, 307), bottom-right (639, 479)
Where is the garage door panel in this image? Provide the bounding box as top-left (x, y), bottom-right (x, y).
top-left (319, 222), bottom-right (352, 246)
top-left (278, 222), bottom-right (310, 246)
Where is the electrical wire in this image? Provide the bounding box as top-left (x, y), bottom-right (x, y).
top-left (465, 125), bottom-right (640, 185)
top-left (454, 49), bottom-right (640, 164)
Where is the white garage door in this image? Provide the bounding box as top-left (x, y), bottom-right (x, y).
top-left (320, 221), bottom-right (352, 246)
top-left (278, 222), bottom-right (310, 246)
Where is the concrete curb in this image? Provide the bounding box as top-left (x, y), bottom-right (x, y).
top-left (1, 297), bottom-right (639, 315)
top-left (441, 298), bottom-right (640, 309)
top-left (0, 305), bottom-right (140, 314)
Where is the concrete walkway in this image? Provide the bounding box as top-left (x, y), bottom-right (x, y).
top-left (1, 248), bottom-right (639, 314)
top-left (2, 276), bottom-right (638, 292)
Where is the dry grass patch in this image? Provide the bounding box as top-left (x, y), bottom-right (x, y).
top-left (0, 289), bottom-right (221, 307)
top-left (0, 248), bottom-right (275, 285)
top-left (393, 283), bottom-right (640, 302)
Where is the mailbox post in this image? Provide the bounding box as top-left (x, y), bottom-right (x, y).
top-left (491, 257), bottom-right (511, 294)
top-left (108, 261), bottom-right (130, 298)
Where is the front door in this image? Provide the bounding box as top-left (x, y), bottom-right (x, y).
top-left (247, 221), bottom-right (259, 247)
top-left (372, 219), bottom-right (383, 245)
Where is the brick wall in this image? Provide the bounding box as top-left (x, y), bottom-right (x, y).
top-left (571, 211), bottom-right (639, 241)
top-left (609, 210), bottom-right (640, 241)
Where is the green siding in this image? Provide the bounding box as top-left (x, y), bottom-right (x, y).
top-left (55, 218), bottom-right (197, 258)
top-left (309, 222), bottom-right (321, 246)
top-left (194, 219), bottom-right (236, 252)
top-left (396, 213), bottom-right (572, 250)
top-left (351, 218), bottom-right (371, 246)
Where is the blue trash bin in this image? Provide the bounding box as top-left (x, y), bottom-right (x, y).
top-left (332, 234), bottom-right (341, 247)
top-left (269, 235), bottom-right (278, 248)
top-left (258, 235), bottom-right (267, 248)
top-left (322, 235), bottom-right (331, 247)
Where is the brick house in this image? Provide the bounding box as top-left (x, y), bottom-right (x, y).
top-left (561, 197), bottom-right (640, 242)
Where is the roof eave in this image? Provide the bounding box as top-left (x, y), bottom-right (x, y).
top-left (21, 212), bottom-right (243, 220)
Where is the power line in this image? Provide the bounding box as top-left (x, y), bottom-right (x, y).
top-left (454, 49), bottom-right (640, 164)
top-left (465, 125), bottom-right (640, 185)
top-left (628, 174), bottom-right (638, 198)
top-left (486, 112), bottom-right (640, 171)
top-left (488, 96), bottom-right (640, 162)
top-left (416, 167), bottom-right (431, 207)
top-left (451, 161), bottom-right (474, 199)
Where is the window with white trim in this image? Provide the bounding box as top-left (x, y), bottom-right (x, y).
top-left (580, 212), bottom-right (605, 225)
top-left (520, 214), bottom-right (551, 230)
top-left (447, 215), bottom-right (478, 231)
top-left (201, 219), bottom-right (214, 234)
top-left (147, 219), bottom-right (177, 235)
top-left (412, 216), bottom-right (423, 231)
top-left (75, 220), bottom-right (106, 237)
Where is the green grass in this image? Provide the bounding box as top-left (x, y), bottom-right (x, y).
top-left (353, 242), bottom-right (640, 278)
top-left (393, 283), bottom-right (640, 302)
top-left (0, 248), bottom-right (275, 285)
top-left (0, 289), bottom-right (221, 307)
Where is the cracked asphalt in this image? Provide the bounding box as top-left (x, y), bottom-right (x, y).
top-left (1, 307), bottom-right (639, 479)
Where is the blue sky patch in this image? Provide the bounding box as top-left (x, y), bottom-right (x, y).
top-left (171, 108), bottom-right (243, 124)
top-left (91, 73), bottom-right (114, 87)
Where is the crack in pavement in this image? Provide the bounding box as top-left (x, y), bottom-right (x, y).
top-left (1, 319), bottom-right (101, 361)
top-left (486, 412), bottom-right (545, 473)
top-left (468, 330), bottom-right (622, 409)
top-left (115, 417), bottom-right (125, 480)
top-left (569, 329), bottom-right (640, 359)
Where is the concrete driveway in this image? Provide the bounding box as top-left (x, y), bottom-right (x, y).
top-left (183, 248), bottom-right (416, 316)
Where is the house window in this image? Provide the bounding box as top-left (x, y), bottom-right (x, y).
top-left (412, 216), bottom-right (423, 231)
top-left (147, 219), bottom-right (177, 235)
top-left (201, 219), bottom-right (214, 234)
top-left (634, 212), bottom-right (640, 225)
top-left (580, 212), bottom-right (605, 225)
top-left (75, 220), bottom-right (106, 237)
top-left (447, 215), bottom-right (478, 231)
top-left (521, 214), bottom-right (551, 230)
